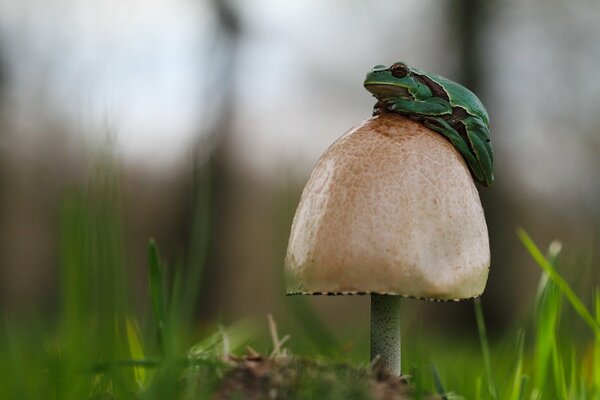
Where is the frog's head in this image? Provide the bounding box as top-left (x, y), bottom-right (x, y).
top-left (364, 62), bottom-right (431, 101)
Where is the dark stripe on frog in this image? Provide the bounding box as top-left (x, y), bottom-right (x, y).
top-left (386, 71), bottom-right (481, 179)
top-left (413, 74), bottom-right (468, 122)
top-left (414, 73), bottom-right (484, 173)
top-left (413, 73), bottom-right (472, 144)
top-left (413, 74), bottom-right (449, 102)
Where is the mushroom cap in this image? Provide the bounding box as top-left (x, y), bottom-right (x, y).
top-left (284, 113), bottom-right (490, 300)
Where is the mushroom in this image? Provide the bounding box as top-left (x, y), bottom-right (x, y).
top-left (284, 113), bottom-right (490, 375)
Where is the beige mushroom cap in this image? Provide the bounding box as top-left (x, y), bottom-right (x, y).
top-left (284, 113), bottom-right (490, 300)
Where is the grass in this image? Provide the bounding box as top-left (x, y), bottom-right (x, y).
top-left (0, 170), bottom-right (599, 399)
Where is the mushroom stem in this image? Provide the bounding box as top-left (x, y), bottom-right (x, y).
top-left (370, 294), bottom-right (402, 375)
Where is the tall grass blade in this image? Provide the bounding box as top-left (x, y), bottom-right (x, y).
top-left (58, 193), bottom-right (97, 399)
top-left (148, 239), bottom-right (166, 354)
top-left (594, 288), bottom-right (600, 397)
top-left (509, 330), bottom-right (525, 400)
top-left (126, 317), bottom-right (148, 388)
top-left (182, 163), bottom-right (213, 324)
top-left (431, 364), bottom-right (448, 399)
top-left (474, 298), bottom-right (498, 400)
top-left (518, 376), bottom-right (528, 400)
top-left (567, 348), bottom-right (578, 400)
top-left (3, 325), bottom-right (29, 399)
top-left (517, 228), bottom-right (600, 334)
top-left (58, 163), bottom-right (137, 397)
top-left (475, 376), bottom-right (482, 400)
top-left (551, 339), bottom-right (567, 399)
top-left (532, 243), bottom-right (562, 396)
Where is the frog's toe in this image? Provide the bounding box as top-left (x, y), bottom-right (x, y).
top-left (386, 101), bottom-right (400, 112)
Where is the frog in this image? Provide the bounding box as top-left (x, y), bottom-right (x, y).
top-left (363, 62), bottom-right (494, 186)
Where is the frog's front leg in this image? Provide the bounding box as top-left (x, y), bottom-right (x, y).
top-left (422, 117), bottom-right (485, 184)
top-left (372, 100), bottom-right (388, 116)
top-left (386, 97), bottom-right (452, 117)
top-left (461, 117), bottom-right (494, 186)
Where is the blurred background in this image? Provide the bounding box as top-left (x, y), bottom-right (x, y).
top-left (0, 0), bottom-right (598, 355)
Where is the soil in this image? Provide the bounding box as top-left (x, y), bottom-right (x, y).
top-left (213, 351), bottom-right (440, 400)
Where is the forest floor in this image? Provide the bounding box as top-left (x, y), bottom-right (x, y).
top-left (212, 351), bottom-right (438, 400)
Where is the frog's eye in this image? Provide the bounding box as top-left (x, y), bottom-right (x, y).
top-left (390, 63), bottom-right (409, 78)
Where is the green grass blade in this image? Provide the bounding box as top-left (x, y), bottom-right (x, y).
top-left (126, 317), bottom-right (148, 388)
top-left (182, 163), bottom-right (213, 323)
top-left (509, 330), bottom-right (525, 400)
top-left (518, 376), bottom-right (529, 400)
top-left (533, 247), bottom-right (562, 396)
top-left (3, 325), bottom-right (29, 399)
top-left (57, 163), bottom-right (140, 397)
top-left (567, 347), bottom-right (578, 399)
top-left (594, 288), bottom-right (600, 397)
top-left (475, 376), bottom-right (482, 400)
top-left (148, 239), bottom-right (166, 354)
top-left (551, 340), bottom-right (567, 399)
top-left (431, 364), bottom-right (448, 399)
top-left (474, 298), bottom-right (498, 400)
top-left (517, 229), bottom-right (600, 334)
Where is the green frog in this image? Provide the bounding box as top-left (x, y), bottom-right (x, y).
top-left (364, 62), bottom-right (493, 186)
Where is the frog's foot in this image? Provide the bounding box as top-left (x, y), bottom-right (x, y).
top-left (372, 100), bottom-right (390, 116)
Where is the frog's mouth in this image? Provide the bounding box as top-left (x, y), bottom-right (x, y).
top-left (364, 83), bottom-right (412, 99)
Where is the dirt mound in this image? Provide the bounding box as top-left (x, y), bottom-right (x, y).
top-left (214, 352), bottom-right (438, 400)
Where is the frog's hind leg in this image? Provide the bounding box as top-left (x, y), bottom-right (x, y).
top-left (461, 116), bottom-right (494, 186)
top-left (422, 117), bottom-right (485, 184)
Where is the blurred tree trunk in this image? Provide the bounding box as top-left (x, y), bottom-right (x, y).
top-left (454, 0), bottom-right (486, 90)
top-left (453, 0), bottom-right (520, 332)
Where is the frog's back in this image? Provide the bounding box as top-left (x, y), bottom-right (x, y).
top-left (413, 68), bottom-right (489, 126)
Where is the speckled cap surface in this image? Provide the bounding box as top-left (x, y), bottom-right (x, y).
top-left (284, 113), bottom-right (490, 300)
